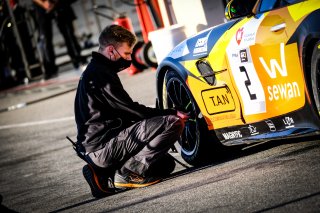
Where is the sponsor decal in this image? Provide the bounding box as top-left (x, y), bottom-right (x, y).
top-left (202, 86), bottom-right (235, 115)
top-left (222, 130), bottom-right (242, 140)
top-left (259, 43), bottom-right (287, 79)
top-left (235, 27), bottom-right (256, 46)
top-left (267, 82), bottom-right (300, 101)
top-left (212, 113), bottom-right (237, 121)
top-left (231, 53), bottom-right (239, 58)
top-left (243, 32), bottom-right (255, 44)
top-left (260, 43), bottom-right (301, 101)
top-left (240, 66), bottom-right (257, 100)
top-left (193, 35), bottom-right (209, 56)
top-left (236, 27), bottom-right (244, 45)
top-left (226, 18), bottom-right (266, 115)
top-left (229, 62), bottom-right (266, 115)
top-left (283, 116), bottom-right (295, 128)
top-left (210, 94), bottom-right (230, 106)
top-left (265, 120), bottom-right (276, 132)
top-left (248, 124), bottom-right (259, 135)
top-left (240, 49), bottom-right (248, 62)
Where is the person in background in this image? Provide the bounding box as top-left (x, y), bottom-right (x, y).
top-left (74, 25), bottom-right (189, 198)
top-left (33, 0), bottom-right (85, 79)
top-left (33, 0), bottom-right (57, 79)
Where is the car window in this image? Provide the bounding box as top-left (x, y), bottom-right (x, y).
top-left (230, 0), bottom-right (255, 16)
top-left (259, 0), bottom-right (277, 12)
top-left (227, 0), bottom-right (258, 19)
top-left (258, 0), bottom-right (304, 13)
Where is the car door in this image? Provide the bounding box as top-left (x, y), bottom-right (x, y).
top-left (226, 0), bottom-right (308, 124)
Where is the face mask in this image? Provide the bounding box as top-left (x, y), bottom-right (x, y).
top-left (112, 47), bottom-right (132, 72)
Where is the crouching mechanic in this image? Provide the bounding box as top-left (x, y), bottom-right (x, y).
top-left (74, 25), bottom-right (189, 198)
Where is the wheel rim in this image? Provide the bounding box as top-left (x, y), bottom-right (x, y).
top-left (166, 77), bottom-right (200, 156)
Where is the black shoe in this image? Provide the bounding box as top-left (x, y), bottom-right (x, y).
top-left (114, 170), bottom-right (161, 189)
top-left (146, 153), bottom-right (176, 178)
top-left (82, 164), bottom-right (114, 198)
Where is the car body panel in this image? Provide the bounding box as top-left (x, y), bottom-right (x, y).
top-left (226, 6), bottom-right (307, 123)
top-left (156, 0), bottom-right (320, 146)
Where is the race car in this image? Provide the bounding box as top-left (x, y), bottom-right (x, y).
top-left (155, 0), bottom-right (320, 165)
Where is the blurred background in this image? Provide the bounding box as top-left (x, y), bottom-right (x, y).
top-left (0, 0), bottom-right (228, 89)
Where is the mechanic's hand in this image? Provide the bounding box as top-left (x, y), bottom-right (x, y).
top-left (177, 111), bottom-right (190, 123)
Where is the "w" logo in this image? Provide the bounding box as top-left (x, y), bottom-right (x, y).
top-left (259, 43), bottom-right (287, 78)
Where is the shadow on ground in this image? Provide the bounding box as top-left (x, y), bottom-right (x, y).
top-left (51, 134), bottom-right (319, 212)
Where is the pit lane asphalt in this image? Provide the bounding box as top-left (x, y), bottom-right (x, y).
top-left (0, 70), bottom-right (80, 113)
top-left (0, 66), bottom-right (191, 212)
top-left (0, 66), bottom-right (319, 212)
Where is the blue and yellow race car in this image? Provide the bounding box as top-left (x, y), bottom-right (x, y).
top-left (155, 0), bottom-right (320, 165)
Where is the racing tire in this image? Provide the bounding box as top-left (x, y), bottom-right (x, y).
top-left (311, 41), bottom-right (320, 115)
top-left (131, 41), bottom-right (148, 71)
top-left (142, 41), bottom-right (158, 68)
top-left (164, 70), bottom-right (216, 166)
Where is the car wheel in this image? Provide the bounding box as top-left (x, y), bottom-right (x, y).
top-left (164, 70), bottom-right (214, 165)
top-left (142, 41), bottom-right (158, 68)
top-left (131, 41), bottom-right (148, 71)
top-left (311, 41), bottom-right (320, 114)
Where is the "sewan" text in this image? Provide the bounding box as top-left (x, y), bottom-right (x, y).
top-left (267, 81), bottom-right (300, 101)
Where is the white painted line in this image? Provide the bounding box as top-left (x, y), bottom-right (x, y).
top-left (0, 116), bottom-right (75, 130)
top-left (0, 105), bottom-right (156, 130)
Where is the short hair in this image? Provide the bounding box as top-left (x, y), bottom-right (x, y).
top-left (98, 25), bottom-right (136, 50)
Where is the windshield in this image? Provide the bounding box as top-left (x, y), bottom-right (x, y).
top-left (258, 0), bottom-right (304, 13)
top-left (231, 0), bottom-right (257, 16)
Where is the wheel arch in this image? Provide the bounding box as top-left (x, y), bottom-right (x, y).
top-left (287, 9), bottom-right (320, 105)
top-left (156, 59), bottom-right (189, 109)
top-left (302, 35), bottom-right (320, 105)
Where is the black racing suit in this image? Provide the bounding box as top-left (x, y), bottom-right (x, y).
top-left (74, 52), bottom-right (184, 176)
